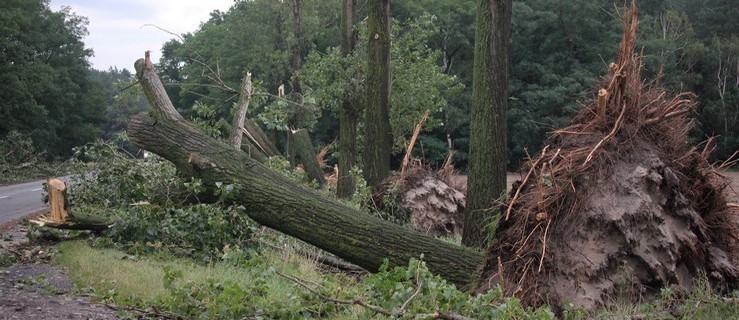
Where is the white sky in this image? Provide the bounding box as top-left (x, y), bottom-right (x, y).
top-left (49, 0), bottom-right (236, 71)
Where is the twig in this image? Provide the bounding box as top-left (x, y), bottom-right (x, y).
top-left (537, 218), bottom-right (552, 273)
top-left (583, 102), bottom-right (628, 167)
top-left (276, 271), bottom-right (392, 316)
top-left (398, 264), bottom-right (424, 316)
top-left (400, 111), bottom-right (430, 178)
top-left (514, 222), bottom-right (543, 256)
top-left (431, 310), bottom-right (475, 320)
top-left (506, 145), bottom-right (549, 221)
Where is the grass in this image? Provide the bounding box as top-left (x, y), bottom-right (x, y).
top-left (53, 240), bottom-right (378, 318)
top-left (55, 241), bottom-right (172, 301)
top-left (53, 239), bottom-right (739, 319)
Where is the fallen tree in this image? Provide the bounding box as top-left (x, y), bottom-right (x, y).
top-left (127, 53), bottom-right (483, 288)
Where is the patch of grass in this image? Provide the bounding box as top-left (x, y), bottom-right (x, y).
top-left (53, 240), bottom-right (365, 318)
top-left (563, 285), bottom-right (739, 320)
top-left (54, 241), bottom-right (169, 301)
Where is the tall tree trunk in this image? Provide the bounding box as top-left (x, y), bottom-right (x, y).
top-left (463, 0), bottom-right (512, 248)
top-left (364, 0), bottom-right (392, 189)
top-left (337, 0), bottom-right (358, 198)
top-left (128, 56), bottom-right (483, 288)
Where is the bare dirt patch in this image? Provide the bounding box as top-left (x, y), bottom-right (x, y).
top-left (0, 223), bottom-right (118, 319)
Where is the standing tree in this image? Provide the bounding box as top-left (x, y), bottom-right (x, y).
top-left (337, 0), bottom-right (359, 198)
top-left (463, 0), bottom-right (512, 247)
top-left (363, 0), bottom-right (392, 189)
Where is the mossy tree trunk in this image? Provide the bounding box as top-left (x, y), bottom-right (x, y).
top-left (127, 55), bottom-right (484, 288)
top-left (337, 0), bottom-right (358, 199)
top-left (363, 0), bottom-right (392, 189)
top-left (463, 0), bottom-right (512, 248)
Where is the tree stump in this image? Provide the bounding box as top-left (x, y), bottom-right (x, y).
top-left (48, 178), bottom-right (72, 221)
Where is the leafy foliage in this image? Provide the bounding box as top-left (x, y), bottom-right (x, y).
top-left (302, 14), bottom-right (464, 153)
top-left (68, 139), bottom-right (254, 259)
top-left (0, 0), bottom-right (106, 159)
top-left (153, 255), bottom-right (555, 319)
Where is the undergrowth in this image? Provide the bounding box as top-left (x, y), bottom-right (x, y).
top-left (55, 240), bottom-right (555, 319)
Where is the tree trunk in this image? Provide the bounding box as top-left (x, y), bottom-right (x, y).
top-left (363, 0), bottom-right (392, 189)
top-left (337, 0), bottom-right (358, 198)
top-left (48, 178), bottom-right (72, 221)
top-left (290, 129), bottom-right (326, 188)
top-left (135, 52), bottom-right (183, 122)
top-left (463, 0), bottom-right (512, 248)
top-left (229, 72), bottom-right (253, 149)
top-left (128, 55), bottom-right (484, 288)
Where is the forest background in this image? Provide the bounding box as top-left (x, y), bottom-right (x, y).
top-left (1, 0), bottom-right (737, 175)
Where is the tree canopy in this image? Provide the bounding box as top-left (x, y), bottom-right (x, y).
top-left (3, 0), bottom-right (734, 166)
top-left (0, 0), bottom-right (105, 158)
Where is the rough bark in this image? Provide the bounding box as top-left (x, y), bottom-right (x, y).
top-left (134, 52), bottom-right (183, 122)
top-left (363, 0), bottom-right (392, 189)
top-left (463, 0), bottom-right (512, 248)
top-left (337, 0), bottom-right (358, 199)
top-left (290, 129), bottom-right (326, 188)
top-left (229, 72), bottom-right (253, 149)
top-left (127, 54), bottom-right (484, 288)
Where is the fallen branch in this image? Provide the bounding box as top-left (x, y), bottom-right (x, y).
top-left (29, 216), bottom-right (111, 232)
top-left (229, 71), bottom-right (253, 149)
top-left (398, 262), bottom-right (424, 316)
top-left (276, 271), bottom-right (392, 316)
top-left (431, 310), bottom-right (475, 320)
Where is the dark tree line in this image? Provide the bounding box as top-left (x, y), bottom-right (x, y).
top-left (0, 0), bottom-right (106, 158)
top-left (2, 0), bottom-right (736, 167)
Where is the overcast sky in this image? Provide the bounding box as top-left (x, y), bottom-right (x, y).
top-left (49, 0), bottom-right (236, 71)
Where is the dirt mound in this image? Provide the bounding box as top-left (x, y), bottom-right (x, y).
top-left (476, 3), bottom-right (739, 310)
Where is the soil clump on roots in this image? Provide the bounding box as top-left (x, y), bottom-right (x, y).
top-left (476, 3), bottom-right (739, 310)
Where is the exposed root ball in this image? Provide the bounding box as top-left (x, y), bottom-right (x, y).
top-left (398, 167), bottom-right (465, 237)
top-left (476, 2), bottom-right (739, 310)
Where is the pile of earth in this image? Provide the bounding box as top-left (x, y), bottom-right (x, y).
top-left (475, 3), bottom-right (739, 310)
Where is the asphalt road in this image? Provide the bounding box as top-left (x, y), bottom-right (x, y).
top-left (0, 179), bottom-right (50, 225)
